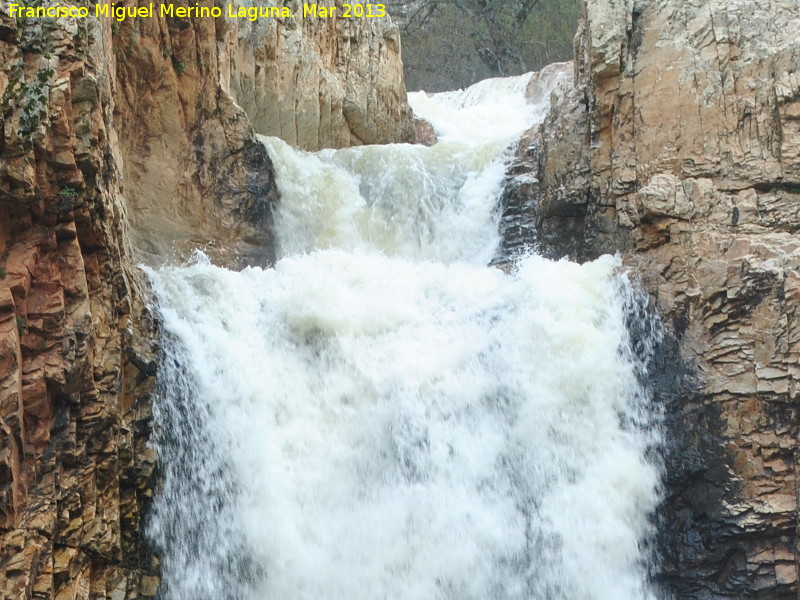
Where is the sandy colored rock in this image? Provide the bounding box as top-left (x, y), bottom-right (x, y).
top-left (221, 1), bottom-right (414, 150)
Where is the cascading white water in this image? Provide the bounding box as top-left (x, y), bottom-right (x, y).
top-left (146, 70), bottom-right (663, 600)
top-left (407, 70), bottom-right (562, 144)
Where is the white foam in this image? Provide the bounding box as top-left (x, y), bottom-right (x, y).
top-left (147, 66), bottom-right (661, 600)
top-left (148, 253), bottom-right (660, 600)
top-left (408, 64), bottom-right (570, 145)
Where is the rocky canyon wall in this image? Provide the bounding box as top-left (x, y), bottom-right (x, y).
top-left (0, 2), bottom-right (413, 598)
top-left (222, 0), bottom-right (414, 150)
top-left (501, 0), bottom-right (800, 597)
top-left (0, 10), bottom-right (160, 598)
top-left (116, 0), bottom-right (413, 265)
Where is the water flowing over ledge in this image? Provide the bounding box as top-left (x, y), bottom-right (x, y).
top-left (407, 64), bottom-right (571, 146)
top-left (145, 66), bottom-right (663, 600)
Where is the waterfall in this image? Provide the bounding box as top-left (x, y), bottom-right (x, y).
top-left (145, 70), bottom-right (662, 600)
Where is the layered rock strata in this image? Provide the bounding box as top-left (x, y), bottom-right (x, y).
top-left (0, 3), bottom-right (413, 598)
top-left (501, 0), bottom-right (800, 597)
top-left (223, 0), bottom-right (415, 150)
top-left (0, 11), bottom-right (160, 599)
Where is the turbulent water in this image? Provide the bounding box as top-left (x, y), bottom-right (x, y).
top-left (146, 71), bottom-right (663, 600)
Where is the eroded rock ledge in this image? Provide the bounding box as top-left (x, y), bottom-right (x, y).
top-left (502, 0), bottom-right (800, 597)
top-left (0, 2), bottom-right (413, 598)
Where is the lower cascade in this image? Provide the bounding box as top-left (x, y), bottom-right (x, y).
top-left (145, 72), bottom-right (663, 600)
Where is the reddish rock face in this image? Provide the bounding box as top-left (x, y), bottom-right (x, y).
top-left (0, 10), bottom-right (160, 598)
top-left (0, 2), bottom-right (414, 597)
top-left (500, 1), bottom-right (800, 597)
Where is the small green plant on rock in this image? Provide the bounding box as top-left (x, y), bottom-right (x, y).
top-left (59, 186), bottom-right (78, 199)
top-left (16, 316), bottom-right (26, 336)
top-left (16, 67), bottom-right (55, 141)
top-left (58, 186), bottom-right (78, 213)
top-left (1, 64), bottom-right (24, 112)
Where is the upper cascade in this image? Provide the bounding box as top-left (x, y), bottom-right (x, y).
top-left (408, 62), bottom-right (571, 145)
top-left (261, 63), bottom-right (571, 265)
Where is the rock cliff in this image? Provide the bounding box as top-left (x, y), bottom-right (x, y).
top-left (223, 2), bottom-right (414, 150)
top-left (0, 3), bottom-right (413, 598)
top-left (0, 10), bottom-right (160, 598)
top-left (501, 0), bottom-right (800, 597)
